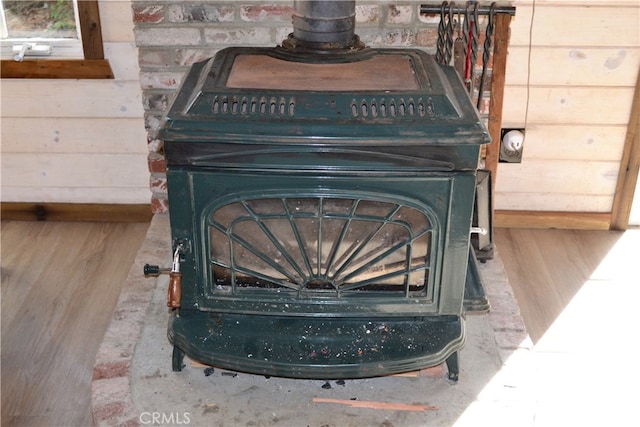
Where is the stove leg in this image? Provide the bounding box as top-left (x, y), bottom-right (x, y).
top-left (445, 352), bottom-right (459, 382)
top-left (172, 345), bottom-right (185, 372)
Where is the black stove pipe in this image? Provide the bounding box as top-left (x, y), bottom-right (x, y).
top-left (290, 0), bottom-right (358, 49)
top-left (282, 0), bottom-right (365, 53)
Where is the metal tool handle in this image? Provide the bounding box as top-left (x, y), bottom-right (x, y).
top-left (143, 264), bottom-right (171, 277)
top-left (167, 272), bottom-right (182, 309)
top-left (167, 245), bottom-right (184, 308)
top-left (143, 244), bottom-right (186, 308)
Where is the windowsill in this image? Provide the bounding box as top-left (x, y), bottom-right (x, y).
top-left (0, 58), bottom-right (114, 79)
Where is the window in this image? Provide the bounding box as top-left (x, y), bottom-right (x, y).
top-left (0, 0), bottom-right (113, 78)
top-left (1, 0), bottom-right (82, 59)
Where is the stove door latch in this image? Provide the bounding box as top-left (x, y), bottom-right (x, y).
top-left (143, 243), bottom-right (186, 309)
top-left (470, 227), bottom-right (488, 235)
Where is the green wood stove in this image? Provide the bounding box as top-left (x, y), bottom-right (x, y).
top-left (156, 0), bottom-right (489, 381)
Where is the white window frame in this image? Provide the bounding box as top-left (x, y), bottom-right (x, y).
top-left (0, 0), bottom-right (83, 60)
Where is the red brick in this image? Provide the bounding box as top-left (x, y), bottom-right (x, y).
top-left (120, 418), bottom-right (141, 427)
top-left (132, 5), bottom-right (164, 24)
top-left (148, 152), bottom-right (166, 173)
top-left (240, 5), bottom-right (293, 22)
top-left (150, 174), bottom-right (167, 193)
top-left (143, 92), bottom-right (169, 112)
top-left (356, 5), bottom-right (381, 24)
top-left (175, 48), bottom-right (219, 66)
top-left (380, 29), bottom-right (414, 46)
top-left (93, 401), bottom-right (126, 421)
top-left (138, 48), bottom-right (173, 68)
top-left (139, 72), bottom-right (183, 90)
top-left (147, 137), bottom-right (163, 154)
top-left (477, 97), bottom-right (491, 115)
top-left (151, 197), bottom-right (169, 214)
top-left (93, 360), bottom-right (130, 380)
top-left (144, 113), bottom-right (163, 134)
top-left (204, 28), bottom-right (272, 46)
top-left (387, 5), bottom-right (413, 25)
top-left (416, 28), bottom-right (439, 46)
top-left (168, 4), bottom-right (234, 23)
top-left (475, 34), bottom-right (495, 68)
top-left (418, 12), bottom-right (441, 24)
top-left (135, 27), bottom-right (201, 47)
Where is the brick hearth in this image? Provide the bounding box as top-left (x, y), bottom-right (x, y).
top-left (91, 214), bottom-right (531, 426)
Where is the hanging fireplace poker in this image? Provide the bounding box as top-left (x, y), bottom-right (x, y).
top-left (425, 2), bottom-right (515, 107)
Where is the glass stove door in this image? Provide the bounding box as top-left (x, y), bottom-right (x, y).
top-left (208, 196), bottom-right (433, 298)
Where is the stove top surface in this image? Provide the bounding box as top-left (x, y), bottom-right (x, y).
top-left (161, 47), bottom-right (489, 146)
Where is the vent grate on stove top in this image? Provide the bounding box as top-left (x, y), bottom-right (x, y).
top-left (212, 95), bottom-right (296, 117)
top-left (350, 97), bottom-right (435, 118)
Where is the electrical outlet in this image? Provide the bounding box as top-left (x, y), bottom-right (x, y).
top-left (499, 128), bottom-right (525, 163)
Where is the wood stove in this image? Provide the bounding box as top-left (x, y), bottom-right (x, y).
top-left (153, 1), bottom-right (489, 381)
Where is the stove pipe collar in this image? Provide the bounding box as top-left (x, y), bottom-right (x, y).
top-left (282, 0), bottom-right (365, 55)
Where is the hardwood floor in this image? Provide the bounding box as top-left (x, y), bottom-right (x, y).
top-left (1, 221), bottom-right (149, 427)
top-left (494, 227), bottom-right (624, 343)
top-left (1, 220), bottom-right (634, 426)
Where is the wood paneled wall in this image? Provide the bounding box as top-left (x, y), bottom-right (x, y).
top-left (1, 1), bottom-right (150, 205)
top-left (497, 0), bottom-right (640, 213)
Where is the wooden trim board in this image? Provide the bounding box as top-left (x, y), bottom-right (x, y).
top-left (610, 68), bottom-right (640, 230)
top-left (0, 60), bottom-right (114, 79)
top-left (1, 203), bottom-right (152, 223)
top-left (486, 13), bottom-right (512, 192)
top-left (495, 210), bottom-right (611, 230)
top-left (78, 1), bottom-right (106, 60)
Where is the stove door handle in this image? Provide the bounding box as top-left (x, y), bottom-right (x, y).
top-left (167, 272), bottom-right (182, 309)
top-left (143, 244), bottom-right (185, 308)
top-left (167, 245), bottom-right (184, 308)
top-left (470, 226), bottom-right (488, 235)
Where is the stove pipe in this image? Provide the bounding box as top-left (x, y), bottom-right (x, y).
top-left (283, 0), bottom-right (364, 53)
top-left (293, 0), bottom-right (355, 45)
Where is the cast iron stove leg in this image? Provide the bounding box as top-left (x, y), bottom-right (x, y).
top-left (445, 351), bottom-right (459, 382)
top-left (172, 345), bottom-right (185, 372)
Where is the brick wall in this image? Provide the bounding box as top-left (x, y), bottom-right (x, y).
top-left (132, 1), bottom-right (492, 213)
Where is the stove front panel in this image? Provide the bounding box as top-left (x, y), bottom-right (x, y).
top-left (167, 169), bottom-right (476, 318)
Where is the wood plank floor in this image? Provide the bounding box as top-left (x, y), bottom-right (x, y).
top-left (0, 220), bottom-right (632, 425)
top-left (1, 220), bottom-right (149, 427)
top-left (493, 228), bottom-right (624, 343)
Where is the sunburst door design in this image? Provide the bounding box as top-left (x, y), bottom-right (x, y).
top-left (208, 197), bottom-right (434, 298)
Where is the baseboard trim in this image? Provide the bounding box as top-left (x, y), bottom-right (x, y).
top-left (1, 203), bottom-right (153, 223)
top-left (494, 210), bottom-right (611, 230)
